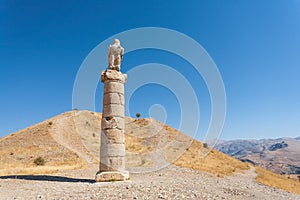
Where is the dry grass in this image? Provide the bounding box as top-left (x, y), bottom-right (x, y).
top-left (284, 174), bottom-right (300, 182)
top-left (255, 166), bottom-right (300, 195)
top-left (77, 115), bottom-right (250, 176)
top-left (2, 110), bottom-right (300, 196)
top-left (174, 140), bottom-right (250, 177)
top-left (0, 164), bottom-right (86, 176)
top-left (0, 112), bottom-right (87, 176)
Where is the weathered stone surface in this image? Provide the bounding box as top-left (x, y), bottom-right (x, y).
top-left (102, 104), bottom-right (124, 118)
top-left (101, 69), bottom-right (127, 83)
top-left (99, 156), bottom-right (125, 171)
top-left (101, 116), bottom-right (124, 130)
top-left (108, 39), bottom-right (124, 71)
top-left (95, 171), bottom-right (129, 182)
top-left (103, 93), bottom-right (124, 105)
top-left (97, 40), bottom-right (129, 182)
top-left (101, 129), bottom-right (124, 144)
top-left (103, 81), bottom-right (124, 94)
top-left (100, 143), bottom-right (126, 157)
top-left (101, 116), bottom-right (117, 129)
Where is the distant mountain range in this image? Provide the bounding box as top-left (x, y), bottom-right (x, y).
top-left (215, 137), bottom-right (300, 175)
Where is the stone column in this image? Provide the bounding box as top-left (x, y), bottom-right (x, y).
top-left (95, 69), bottom-right (129, 182)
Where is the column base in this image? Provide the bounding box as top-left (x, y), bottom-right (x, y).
top-left (95, 171), bottom-right (130, 182)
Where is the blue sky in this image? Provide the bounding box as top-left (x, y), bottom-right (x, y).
top-left (1, 0), bottom-right (300, 140)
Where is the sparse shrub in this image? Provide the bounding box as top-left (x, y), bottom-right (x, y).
top-left (73, 108), bottom-right (78, 111)
top-left (48, 121), bottom-right (53, 126)
top-left (135, 113), bottom-right (141, 119)
top-left (34, 157), bottom-right (45, 166)
top-left (92, 133), bottom-right (96, 137)
top-left (141, 159), bottom-right (146, 165)
top-left (203, 143), bottom-right (208, 148)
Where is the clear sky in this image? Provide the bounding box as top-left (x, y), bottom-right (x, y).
top-left (1, 0), bottom-right (300, 140)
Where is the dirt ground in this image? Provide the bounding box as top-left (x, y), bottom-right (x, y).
top-left (0, 164), bottom-right (299, 200)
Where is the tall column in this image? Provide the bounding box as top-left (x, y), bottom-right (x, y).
top-left (95, 69), bottom-right (129, 182)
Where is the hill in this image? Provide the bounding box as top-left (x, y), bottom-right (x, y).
top-left (0, 110), bottom-right (249, 176)
top-left (1, 110), bottom-right (300, 196)
top-left (215, 137), bottom-right (300, 175)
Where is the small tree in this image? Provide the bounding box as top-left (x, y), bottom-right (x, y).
top-left (136, 113), bottom-right (141, 119)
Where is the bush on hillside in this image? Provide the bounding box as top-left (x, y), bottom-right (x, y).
top-left (34, 157), bottom-right (45, 166)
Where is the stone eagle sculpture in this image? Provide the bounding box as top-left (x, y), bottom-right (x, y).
top-left (108, 39), bottom-right (124, 71)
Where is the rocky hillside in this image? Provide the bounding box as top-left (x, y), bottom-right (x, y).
top-left (0, 110), bottom-right (249, 177)
top-left (1, 110), bottom-right (300, 195)
top-left (215, 137), bottom-right (300, 175)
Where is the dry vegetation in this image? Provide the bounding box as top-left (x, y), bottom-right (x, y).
top-left (0, 110), bottom-right (299, 196)
top-left (255, 166), bottom-right (300, 195)
top-left (174, 140), bottom-right (250, 177)
top-left (0, 112), bottom-right (87, 176)
top-left (124, 118), bottom-right (249, 176)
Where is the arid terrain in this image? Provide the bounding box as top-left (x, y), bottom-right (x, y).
top-left (1, 110), bottom-right (300, 199)
top-left (216, 137), bottom-right (300, 175)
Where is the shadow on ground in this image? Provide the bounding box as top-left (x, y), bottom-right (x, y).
top-left (0, 175), bottom-right (95, 183)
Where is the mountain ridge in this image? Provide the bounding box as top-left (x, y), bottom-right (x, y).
top-left (216, 137), bottom-right (300, 174)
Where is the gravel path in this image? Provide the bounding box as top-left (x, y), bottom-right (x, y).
top-left (0, 164), bottom-right (299, 200)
